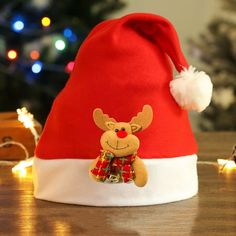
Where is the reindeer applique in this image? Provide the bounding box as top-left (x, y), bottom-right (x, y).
top-left (89, 105), bottom-right (153, 187)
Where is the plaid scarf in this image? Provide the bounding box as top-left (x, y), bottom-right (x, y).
top-left (91, 150), bottom-right (136, 183)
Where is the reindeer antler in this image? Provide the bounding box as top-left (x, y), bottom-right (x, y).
top-left (130, 105), bottom-right (153, 131)
top-left (93, 108), bottom-right (117, 131)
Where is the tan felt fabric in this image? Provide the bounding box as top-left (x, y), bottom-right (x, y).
top-left (93, 109), bottom-right (116, 131)
top-left (91, 105), bottom-right (153, 187)
top-left (132, 156), bottom-right (148, 187)
top-left (129, 105), bottom-right (153, 132)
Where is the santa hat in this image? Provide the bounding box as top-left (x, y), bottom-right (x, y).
top-left (33, 13), bottom-right (213, 206)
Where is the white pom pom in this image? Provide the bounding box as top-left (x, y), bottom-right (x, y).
top-left (170, 66), bottom-right (213, 112)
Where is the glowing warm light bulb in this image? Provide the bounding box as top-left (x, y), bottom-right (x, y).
top-left (41, 17), bottom-right (51, 27)
top-left (17, 107), bottom-right (34, 128)
top-left (19, 167), bottom-right (27, 177)
top-left (225, 160), bottom-right (236, 169)
top-left (17, 107), bottom-right (39, 144)
top-left (65, 61), bottom-right (75, 73)
top-left (7, 50), bottom-right (18, 60)
top-left (12, 158), bottom-right (33, 177)
top-left (217, 159), bottom-right (236, 171)
top-left (30, 50), bottom-right (40, 60)
top-left (55, 39), bottom-right (66, 51)
top-left (11, 108), bottom-right (39, 177)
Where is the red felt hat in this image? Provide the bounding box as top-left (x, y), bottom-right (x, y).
top-left (33, 13), bottom-right (213, 206)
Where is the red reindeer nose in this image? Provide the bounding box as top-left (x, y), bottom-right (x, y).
top-left (116, 130), bottom-right (128, 138)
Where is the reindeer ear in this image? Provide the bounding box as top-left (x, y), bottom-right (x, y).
top-left (105, 121), bottom-right (116, 130)
top-left (130, 124), bottom-right (142, 133)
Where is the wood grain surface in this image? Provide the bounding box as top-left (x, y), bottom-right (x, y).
top-left (0, 132), bottom-right (236, 236)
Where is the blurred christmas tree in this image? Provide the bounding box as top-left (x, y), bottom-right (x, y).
top-left (189, 0), bottom-right (236, 130)
top-left (0, 0), bottom-right (125, 123)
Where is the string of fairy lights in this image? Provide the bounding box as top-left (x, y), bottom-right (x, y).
top-left (0, 12), bottom-right (77, 76)
top-left (0, 107), bottom-right (235, 178)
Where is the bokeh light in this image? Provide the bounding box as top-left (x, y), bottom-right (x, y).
top-left (7, 50), bottom-right (18, 60)
top-left (41, 17), bottom-right (51, 27)
top-left (12, 20), bottom-right (25, 32)
top-left (55, 39), bottom-right (66, 50)
top-left (30, 50), bottom-right (40, 60)
top-left (63, 28), bottom-right (73, 38)
top-left (31, 61), bottom-right (43, 74)
top-left (65, 61), bottom-right (75, 73)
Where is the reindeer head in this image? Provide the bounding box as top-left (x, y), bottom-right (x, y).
top-left (93, 105), bottom-right (153, 157)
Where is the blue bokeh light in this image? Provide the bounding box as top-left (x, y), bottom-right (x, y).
top-left (31, 61), bottom-right (43, 74)
top-left (63, 28), bottom-right (73, 38)
top-left (12, 20), bottom-right (25, 32)
top-left (68, 33), bottom-right (77, 42)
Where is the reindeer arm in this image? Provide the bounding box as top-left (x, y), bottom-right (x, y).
top-left (132, 156), bottom-right (148, 187)
top-left (89, 157), bottom-right (100, 182)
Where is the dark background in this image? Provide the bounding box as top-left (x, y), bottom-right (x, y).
top-left (0, 0), bottom-right (125, 123)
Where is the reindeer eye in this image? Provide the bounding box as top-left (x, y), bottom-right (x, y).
top-left (115, 128), bottom-right (119, 132)
top-left (121, 127), bottom-right (125, 131)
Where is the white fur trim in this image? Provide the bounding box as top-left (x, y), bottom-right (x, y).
top-left (170, 66), bottom-right (213, 112)
top-left (33, 155), bottom-right (198, 206)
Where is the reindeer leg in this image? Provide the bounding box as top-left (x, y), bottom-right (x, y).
top-left (132, 156), bottom-right (148, 187)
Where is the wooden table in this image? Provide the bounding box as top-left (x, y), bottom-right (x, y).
top-left (0, 132), bottom-right (236, 236)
